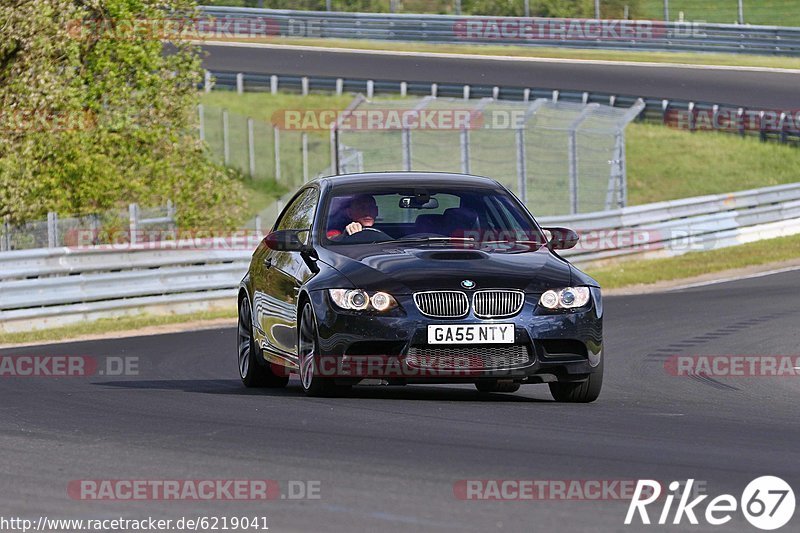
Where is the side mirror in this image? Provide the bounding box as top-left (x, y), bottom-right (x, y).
top-left (543, 227), bottom-right (579, 250)
top-left (264, 229), bottom-right (309, 252)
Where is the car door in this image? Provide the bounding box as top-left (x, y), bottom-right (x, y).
top-left (253, 187), bottom-right (320, 365)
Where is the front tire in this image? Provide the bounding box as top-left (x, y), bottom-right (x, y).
top-left (298, 303), bottom-right (346, 397)
top-left (238, 296), bottom-right (289, 388)
top-left (549, 356), bottom-right (603, 403)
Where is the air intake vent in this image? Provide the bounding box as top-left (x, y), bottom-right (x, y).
top-left (473, 290), bottom-right (525, 318)
top-left (413, 291), bottom-right (469, 318)
top-left (426, 251), bottom-right (485, 261)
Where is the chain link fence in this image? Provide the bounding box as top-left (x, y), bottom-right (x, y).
top-left (330, 96), bottom-right (644, 216)
top-left (0, 203), bottom-right (176, 252)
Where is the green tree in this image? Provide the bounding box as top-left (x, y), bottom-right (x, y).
top-left (0, 0), bottom-right (246, 228)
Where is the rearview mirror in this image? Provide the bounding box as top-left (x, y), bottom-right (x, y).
top-left (543, 227), bottom-right (579, 250)
top-left (264, 229), bottom-right (309, 252)
top-left (399, 196), bottom-right (439, 209)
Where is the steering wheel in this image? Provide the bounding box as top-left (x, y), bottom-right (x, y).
top-left (338, 227), bottom-right (392, 243)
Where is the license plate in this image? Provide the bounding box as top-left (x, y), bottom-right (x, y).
top-left (427, 324), bottom-right (514, 345)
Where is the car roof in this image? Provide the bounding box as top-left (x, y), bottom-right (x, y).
top-left (313, 172), bottom-right (500, 190)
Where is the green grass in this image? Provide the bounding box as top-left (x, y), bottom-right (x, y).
top-left (626, 123), bottom-right (800, 205)
top-left (220, 36), bottom-right (800, 70)
top-left (586, 232), bottom-right (800, 289)
top-left (0, 308), bottom-right (236, 346)
top-left (639, 0), bottom-right (800, 27)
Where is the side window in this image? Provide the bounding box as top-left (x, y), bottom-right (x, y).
top-left (275, 188), bottom-right (319, 243)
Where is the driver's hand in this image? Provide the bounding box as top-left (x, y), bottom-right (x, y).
top-left (345, 222), bottom-right (363, 235)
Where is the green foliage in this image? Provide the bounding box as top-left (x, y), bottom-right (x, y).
top-left (0, 0), bottom-right (246, 228)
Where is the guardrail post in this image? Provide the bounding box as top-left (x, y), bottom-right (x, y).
top-left (610, 95), bottom-right (617, 108)
top-left (302, 132), bottom-right (309, 182)
top-left (301, 76), bottom-right (309, 96)
top-left (270, 75), bottom-right (278, 95)
top-left (779, 112), bottom-right (788, 143)
top-left (431, 83), bottom-right (438, 97)
top-left (523, 88), bottom-right (530, 102)
top-left (247, 118), bottom-right (256, 178)
top-left (759, 110), bottom-right (766, 142)
top-left (47, 212), bottom-right (57, 248)
top-left (198, 104), bottom-right (205, 142)
top-left (273, 126), bottom-right (281, 181)
top-left (515, 127), bottom-right (527, 204)
top-left (366, 80), bottom-right (374, 99)
top-left (552, 90), bottom-right (559, 102)
top-left (582, 92), bottom-right (589, 104)
top-left (222, 109), bottom-right (230, 165)
top-left (400, 81), bottom-right (407, 97)
top-left (687, 102), bottom-right (696, 132)
top-left (236, 73), bottom-right (244, 94)
top-left (492, 86), bottom-right (499, 99)
top-left (662, 99), bottom-right (670, 124)
top-left (129, 204), bottom-right (139, 246)
top-left (336, 78), bottom-right (343, 96)
top-left (463, 85), bottom-right (470, 100)
top-left (663, 0), bottom-right (670, 21)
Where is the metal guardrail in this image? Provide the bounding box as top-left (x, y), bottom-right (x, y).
top-left (205, 70), bottom-right (800, 147)
top-left (2, 183), bottom-right (799, 332)
top-left (197, 7), bottom-right (800, 56)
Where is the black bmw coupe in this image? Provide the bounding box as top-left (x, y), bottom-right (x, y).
top-left (238, 172), bottom-right (603, 401)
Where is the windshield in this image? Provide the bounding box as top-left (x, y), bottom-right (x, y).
top-left (320, 185), bottom-right (546, 247)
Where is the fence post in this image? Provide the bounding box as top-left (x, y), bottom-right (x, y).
top-left (2, 216), bottom-right (9, 252)
top-left (47, 212), bottom-right (56, 248)
top-left (236, 72), bottom-right (244, 94)
top-left (204, 70), bottom-right (212, 93)
top-left (460, 128), bottom-right (470, 174)
top-left (198, 104), bottom-right (205, 142)
top-left (402, 127), bottom-right (411, 171)
top-left (302, 132), bottom-right (309, 182)
top-left (255, 215), bottom-right (262, 235)
top-left (247, 118), bottom-right (256, 178)
top-left (330, 126), bottom-right (338, 175)
top-left (515, 128), bottom-right (526, 204)
top-left (167, 200), bottom-right (175, 223)
top-left (273, 126), bottom-right (281, 181)
top-left (129, 203), bottom-right (139, 246)
top-left (222, 109), bottom-right (230, 165)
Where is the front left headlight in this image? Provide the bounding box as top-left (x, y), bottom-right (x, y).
top-left (328, 289), bottom-right (399, 312)
top-left (538, 287), bottom-right (591, 310)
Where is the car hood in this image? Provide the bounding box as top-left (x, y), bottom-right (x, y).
top-left (318, 244), bottom-right (573, 294)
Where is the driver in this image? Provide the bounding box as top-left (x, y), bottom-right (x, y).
top-left (328, 194), bottom-right (379, 239)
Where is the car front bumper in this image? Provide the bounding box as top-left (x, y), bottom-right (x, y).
top-left (307, 289), bottom-right (603, 384)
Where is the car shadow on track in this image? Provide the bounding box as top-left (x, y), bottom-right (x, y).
top-left (93, 379), bottom-right (551, 402)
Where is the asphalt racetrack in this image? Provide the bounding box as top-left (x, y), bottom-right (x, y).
top-left (2, 269), bottom-right (799, 532)
top-left (201, 43), bottom-right (800, 109)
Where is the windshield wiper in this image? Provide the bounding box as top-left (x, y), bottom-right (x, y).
top-left (392, 236), bottom-right (476, 244)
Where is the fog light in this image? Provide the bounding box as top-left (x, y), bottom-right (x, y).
top-left (540, 290), bottom-right (559, 309)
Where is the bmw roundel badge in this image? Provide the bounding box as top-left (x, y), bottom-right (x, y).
top-left (461, 279), bottom-right (476, 289)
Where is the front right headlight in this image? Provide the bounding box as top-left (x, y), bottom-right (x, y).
top-left (538, 287), bottom-right (591, 310)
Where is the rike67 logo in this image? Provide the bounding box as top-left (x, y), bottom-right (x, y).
top-left (626, 477), bottom-right (795, 530)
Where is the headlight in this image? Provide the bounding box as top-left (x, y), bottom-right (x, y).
top-left (539, 287), bottom-right (591, 310)
top-left (328, 289), bottom-right (398, 312)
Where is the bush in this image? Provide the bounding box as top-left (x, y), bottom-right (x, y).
top-left (0, 0), bottom-right (246, 228)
